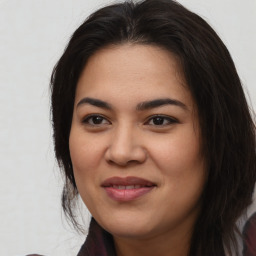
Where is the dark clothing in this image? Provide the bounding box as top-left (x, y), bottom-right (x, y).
top-left (28, 213), bottom-right (256, 256)
top-left (26, 219), bottom-right (116, 256)
top-left (243, 212), bottom-right (256, 256)
top-left (77, 218), bottom-right (116, 256)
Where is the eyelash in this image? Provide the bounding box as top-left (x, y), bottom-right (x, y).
top-left (82, 114), bottom-right (111, 126)
top-left (145, 115), bottom-right (178, 126)
top-left (82, 114), bottom-right (178, 127)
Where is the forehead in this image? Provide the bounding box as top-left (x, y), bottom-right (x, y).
top-left (75, 44), bottom-right (193, 109)
top-left (78, 43), bottom-right (184, 84)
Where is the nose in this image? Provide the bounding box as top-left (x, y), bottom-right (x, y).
top-left (105, 125), bottom-right (147, 166)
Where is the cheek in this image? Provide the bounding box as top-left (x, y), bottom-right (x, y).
top-left (69, 129), bottom-right (105, 173)
top-left (69, 135), bottom-right (96, 201)
top-left (149, 129), bottom-right (202, 172)
top-left (69, 129), bottom-right (110, 208)
top-left (69, 131), bottom-right (100, 201)
top-left (151, 130), bottom-right (206, 206)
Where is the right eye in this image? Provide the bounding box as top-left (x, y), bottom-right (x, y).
top-left (82, 114), bottom-right (111, 126)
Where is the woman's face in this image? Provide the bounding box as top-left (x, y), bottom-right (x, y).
top-left (69, 44), bottom-right (206, 241)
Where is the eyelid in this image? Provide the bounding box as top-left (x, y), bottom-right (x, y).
top-left (82, 114), bottom-right (111, 125)
top-left (81, 114), bottom-right (178, 127)
top-left (144, 115), bottom-right (179, 126)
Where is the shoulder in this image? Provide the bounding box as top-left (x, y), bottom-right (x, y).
top-left (243, 212), bottom-right (256, 256)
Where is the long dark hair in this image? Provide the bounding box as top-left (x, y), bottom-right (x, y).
top-left (50, 0), bottom-right (256, 255)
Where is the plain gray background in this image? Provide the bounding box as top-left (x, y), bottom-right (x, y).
top-left (0, 0), bottom-right (255, 255)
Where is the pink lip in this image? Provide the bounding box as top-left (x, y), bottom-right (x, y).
top-left (101, 176), bottom-right (156, 202)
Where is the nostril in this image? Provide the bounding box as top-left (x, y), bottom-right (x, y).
top-left (107, 158), bottom-right (144, 167)
top-left (105, 144), bottom-right (147, 166)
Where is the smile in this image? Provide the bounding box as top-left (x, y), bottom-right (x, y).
top-left (112, 185), bottom-right (145, 189)
top-left (102, 176), bottom-right (156, 201)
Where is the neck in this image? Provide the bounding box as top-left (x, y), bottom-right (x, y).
top-left (113, 226), bottom-right (192, 256)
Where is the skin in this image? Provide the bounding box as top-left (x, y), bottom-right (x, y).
top-left (69, 44), bottom-right (207, 256)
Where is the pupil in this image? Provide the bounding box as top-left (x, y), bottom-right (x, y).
top-left (93, 116), bottom-right (103, 124)
top-left (153, 117), bottom-right (164, 125)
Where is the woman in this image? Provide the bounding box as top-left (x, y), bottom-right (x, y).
top-left (48, 0), bottom-right (256, 255)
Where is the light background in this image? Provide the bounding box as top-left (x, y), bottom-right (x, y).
top-left (0, 0), bottom-right (255, 255)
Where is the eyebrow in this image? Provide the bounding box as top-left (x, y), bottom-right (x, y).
top-left (77, 97), bottom-right (112, 110)
top-left (76, 97), bottom-right (187, 111)
top-left (136, 98), bottom-right (187, 111)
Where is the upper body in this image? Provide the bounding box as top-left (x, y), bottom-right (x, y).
top-left (28, 216), bottom-right (256, 255)
top-left (45, 0), bottom-right (256, 255)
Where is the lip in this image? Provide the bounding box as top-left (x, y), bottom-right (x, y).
top-left (101, 176), bottom-right (156, 202)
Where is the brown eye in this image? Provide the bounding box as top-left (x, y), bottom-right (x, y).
top-left (146, 115), bottom-right (178, 126)
top-left (83, 115), bottom-right (110, 126)
top-left (151, 117), bottom-right (166, 125)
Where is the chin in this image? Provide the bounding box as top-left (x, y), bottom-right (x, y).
top-left (96, 213), bottom-right (160, 239)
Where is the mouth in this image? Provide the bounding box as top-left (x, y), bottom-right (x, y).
top-left (101, 176), bottom-right (156, 202)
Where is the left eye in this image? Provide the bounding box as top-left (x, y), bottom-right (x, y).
top-left (82, 115), bottom-right (110, 125)
top-left (146, 116), bottom-right (177, 126)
